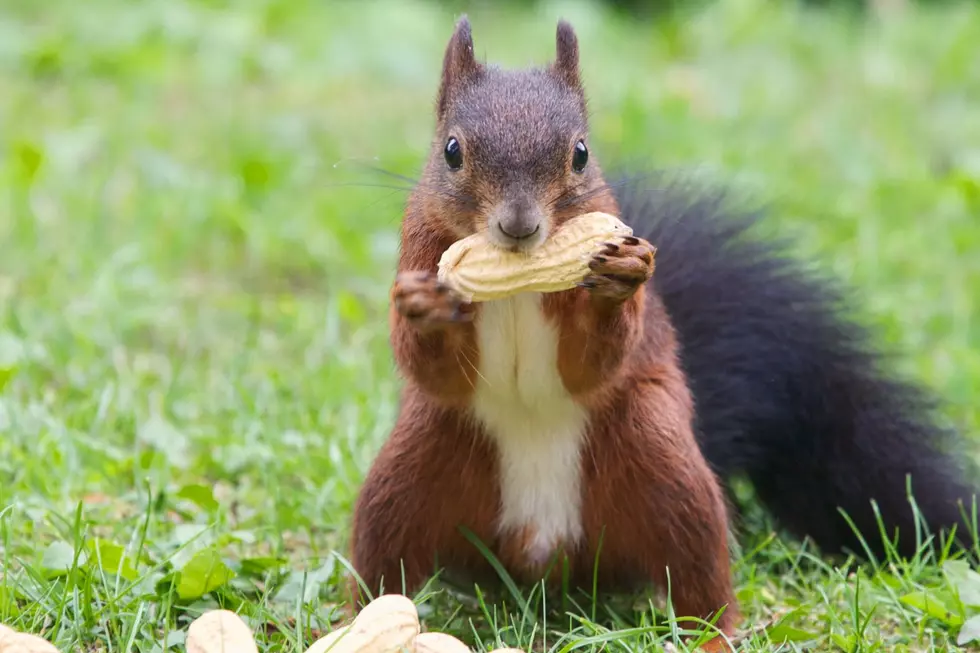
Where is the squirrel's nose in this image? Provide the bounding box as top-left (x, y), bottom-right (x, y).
top-left (497, 198), bottom-right (544, 241)
top-left (498, 221), bottom-right (541, 240)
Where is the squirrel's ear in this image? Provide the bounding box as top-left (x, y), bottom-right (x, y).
top-left (436, 15), bottom-right (482, 120)
top-left (552, 20), bottom-right (581, 90)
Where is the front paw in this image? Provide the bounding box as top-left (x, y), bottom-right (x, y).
top-left (393, 270), bottom-right (474, 331)
top-left (579, 236), bottom-right (656, 302)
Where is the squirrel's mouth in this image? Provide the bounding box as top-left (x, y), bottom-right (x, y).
top-left (490, 222), bottom-right (545, 252)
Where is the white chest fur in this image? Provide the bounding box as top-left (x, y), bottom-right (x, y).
top-left (471, 293), bottom-right (589, 565)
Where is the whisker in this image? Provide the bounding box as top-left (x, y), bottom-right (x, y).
top-left (330, 156), bottom-right (421, 186)
top-left (359, 164), bottom-right (421, 187)
top-left (327, 156), bottom-right (479, 211)
top-left (553, 172), bottom-right (662, 210)
top-left (325, 180), bottom-right (477, 208)
top-left (546, 178), bottom-right (594, 209)
top-left (323, 181), bottom-right (415, 192)
top-left (552, 181), bottom-right (618, 210)
top-left (456, 346), bottom-right (484, 389)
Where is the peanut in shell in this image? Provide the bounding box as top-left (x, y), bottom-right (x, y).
top-left (436, 212), bottom-right (634, 302)
top-left (414, 632), bottom-right (473, 653)
top-left (303, 593), bottom-right (420, 653)
top-left (185, 609), bottom-right (258, 653)
top-left (0, 632), bottom-right (61, 653)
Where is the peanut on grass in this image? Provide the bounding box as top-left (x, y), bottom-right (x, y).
top-left (300, 592), bottom-right (528, 653)
top-left (0, 631), bottom-right (61, 653)
top-left (436, 211), bottom-right (635, 302)
top-left (414, 632), bottom-right (474, 653)
top-left (185, 609), bottom-right (258, 653)
top-left (304, 594), bottom-right (420, 653)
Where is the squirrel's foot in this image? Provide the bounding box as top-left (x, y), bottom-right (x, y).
top-left (393, 270), bottom-right (474, 331)
top-left (579, 236), bottom-right (655, 302)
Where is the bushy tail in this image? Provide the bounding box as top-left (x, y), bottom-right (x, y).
top-left (615, 176), bottom-right (978, 560)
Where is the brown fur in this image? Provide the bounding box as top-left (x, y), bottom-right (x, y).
top-left (351, 16), bottom-right (739, 648)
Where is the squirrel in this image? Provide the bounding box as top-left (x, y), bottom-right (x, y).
top-left (349, 15), bottom-right (979, 648)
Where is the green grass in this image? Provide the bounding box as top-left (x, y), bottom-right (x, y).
top-left (1, 0), bottom-right (979, 650)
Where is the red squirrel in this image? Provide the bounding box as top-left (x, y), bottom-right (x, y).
top-left (351, 16), bottom-right (736, 643)
top-left (350, 14), bottom-right (978, 650)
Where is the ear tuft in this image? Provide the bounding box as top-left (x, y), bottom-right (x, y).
top-left (552, 20), bottom-right (581, 89)
top-left (436, 15), bottom-right (483, 120)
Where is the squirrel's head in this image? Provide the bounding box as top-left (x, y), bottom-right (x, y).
top-left (422, 16), bottom-right (618, 250)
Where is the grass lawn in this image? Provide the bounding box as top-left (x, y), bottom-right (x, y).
top-left (1, 0), bottom-right (979, 650)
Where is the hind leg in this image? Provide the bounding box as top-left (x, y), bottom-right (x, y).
top-left (349, 392), bottom-right (498, 606)
top-left (582, 381), bottom-right (740, 648)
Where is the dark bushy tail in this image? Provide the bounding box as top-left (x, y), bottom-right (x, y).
top-left (615, 177), bottom-right (978, 560)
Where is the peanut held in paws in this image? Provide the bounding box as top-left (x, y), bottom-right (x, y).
top-left (437, 212), bottom-right (637, 302)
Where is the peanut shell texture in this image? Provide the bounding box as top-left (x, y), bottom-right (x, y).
top-left (185, 609), bottom-right (258, 653)
top-left (0, 631), bottom-right (61, 653)
top-left (414, 631), bottom-right (473, 653)
top-left (437, 212), bottom-right (634, 302)
top-left (303, 593), bottom-right (419, 653)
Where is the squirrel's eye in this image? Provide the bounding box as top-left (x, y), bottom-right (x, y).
top-left (444, 137), bottom-right (463, 170)
top-left (572, 140), bottom-right (588, 173)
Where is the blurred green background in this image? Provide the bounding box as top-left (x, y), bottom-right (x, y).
top-left (0, 0), bottom-right (978, 650)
